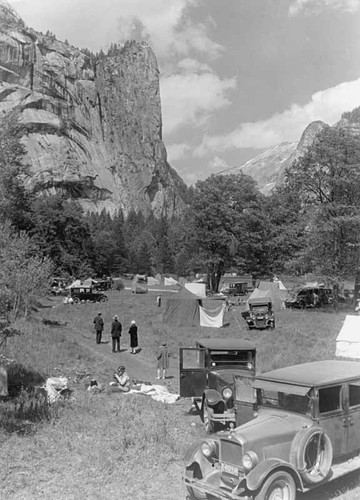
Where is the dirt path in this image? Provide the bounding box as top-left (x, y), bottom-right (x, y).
top-left (46, 295), bottom-right (179, 391)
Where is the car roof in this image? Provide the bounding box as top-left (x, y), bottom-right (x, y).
top-left (196, 338), bottom-right (256, 350)
top-left (248, 297), bottom-right (271, 305)
top-left (257, 360), bottom-right (360, 387)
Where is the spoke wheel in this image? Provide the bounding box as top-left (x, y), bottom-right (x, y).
top-left (254, 471), bottom-right (296, 500)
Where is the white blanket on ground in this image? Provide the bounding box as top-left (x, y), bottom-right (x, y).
top-left (44, 377), bottom-right (68, 403)
top-left (128, 384), bottom-right (180, 404)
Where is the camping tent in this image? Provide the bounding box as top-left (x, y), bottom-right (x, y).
top-left (164, 277), bottom-right (178, 286)
top-left (336, 315), bottom-right (360, 358)
top-left (184, 282), bottom-right (206, 298)
top-left (163, 288), bottom-right (225, 328)
top-left (147, 276), bottom-right (160, 286)
top-left (163, 288), bottom-right (202, 326)
top-left (247, 281), bottom-right (286, 312)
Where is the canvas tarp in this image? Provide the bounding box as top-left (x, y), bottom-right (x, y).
top-left (199, 303), bottom-right (225, 328)
top-left (247, 282), bottom-right (286, 312)
top-left (162, 288), bottom-right (201, 326)
top-left (336, 315), bottom-right (360, 358)
top-left (185, 282), bottom-right (206, 298)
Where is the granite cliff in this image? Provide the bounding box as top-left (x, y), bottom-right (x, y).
top-left (0, 0), bottom-right (186, 216)
top-left (224, 120), bottom-right (329, 194)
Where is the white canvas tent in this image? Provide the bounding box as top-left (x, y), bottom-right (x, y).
top-left (184, 282), bottom-right (206, 298)
top-left (163, 288), bottom-right (225, 328)
top-left (164, 277), bottom-right (178, 286)
top-left (336, 315), bottom-right (360, 359)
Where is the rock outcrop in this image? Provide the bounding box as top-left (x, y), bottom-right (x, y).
top-left (0, 0), bottom-right (186, 217)
top-left (223, 120), bottom-right (329, 194)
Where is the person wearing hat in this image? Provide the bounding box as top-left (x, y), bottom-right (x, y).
top-left (156, 342), bottom-right (170, 380)
top-left (128, 320), bottom-right (138, 354)
top-left (93, 312), bottom-right (104, 345)
top-left (113, 366), bottom-right (130, 392)
top-left (110, 315), bottom-right (122, 353)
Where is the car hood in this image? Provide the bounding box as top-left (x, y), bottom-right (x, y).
top-left (209, 369), bottom-right (253, 386)
top-left (232, 408), bottom-right (312, 448)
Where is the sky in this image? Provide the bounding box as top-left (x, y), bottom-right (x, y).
top-left (8, 0), bottom-right (360, 185)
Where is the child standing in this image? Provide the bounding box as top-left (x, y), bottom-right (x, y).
top-left (156, 342), bottom-right (170, 380)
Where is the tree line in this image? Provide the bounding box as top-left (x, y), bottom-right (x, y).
top-left (2, 108), bottom-right (360, 317)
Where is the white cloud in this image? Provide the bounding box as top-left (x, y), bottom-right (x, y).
top-left (166, 142), bottom-right (191, 162)
top-left (289, 0), bottom-right (360, 16)
top-left (11, 0), bottom-right (222, 58)
top-left (194, 78), bottom-right (360, 156)
top-left (161, 70), bottom-right (236, 135)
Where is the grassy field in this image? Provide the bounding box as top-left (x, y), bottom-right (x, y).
top-left (0, 288), bottom-right (358, 500)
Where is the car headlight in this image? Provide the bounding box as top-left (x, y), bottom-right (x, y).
top-left (222, 387), bottom-right (233, 399)
top-left (201, 440), bottom-right (216, 458)
top-left (242, 451), bottom-right (258, 471)
top-left (247, 362), bottom-right (253, 370)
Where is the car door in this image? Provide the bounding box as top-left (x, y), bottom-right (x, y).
top-left (179, 348), bottom-right (206, 398)
top-left (316, 384), bottom-right (348, 458)
top-left (344, 380), bottom-right (360, 456)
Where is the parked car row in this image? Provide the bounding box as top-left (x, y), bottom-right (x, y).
top-left (182, 346), bottom-right (360, 500)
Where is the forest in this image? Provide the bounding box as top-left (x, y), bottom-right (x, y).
top-left (2, 109), bottom-right (360, 317)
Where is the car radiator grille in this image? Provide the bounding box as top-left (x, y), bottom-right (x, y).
top-left (220, 439), bottom-right (243, 467)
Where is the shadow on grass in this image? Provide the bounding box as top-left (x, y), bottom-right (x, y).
top-left (0, 363), bottom-right (57, 435)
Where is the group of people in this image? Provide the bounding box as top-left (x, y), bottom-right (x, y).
top-left (93, 313), bottom-right (138, 354)
top-left (93, 311), bottom-right (171, 388)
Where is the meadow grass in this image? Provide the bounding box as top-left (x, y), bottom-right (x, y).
top-left (0, 289), bottom-right (353, 499)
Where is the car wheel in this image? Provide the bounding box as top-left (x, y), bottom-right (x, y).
top-left (299, 301), bottom-right (305, 310)
top-left (290, 427), bottom-right (332, 485)
top-left (72, 297), bottom-right (80, 304)
top-left (99, 296), bottom-right (108, 303)
top-left (254, 470), bottom-right (296, 500)
top-left (201, 400), bottom-right (215, 434)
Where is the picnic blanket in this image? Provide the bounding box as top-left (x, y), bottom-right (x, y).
top-left (128, 383), bottom-right (180, 404)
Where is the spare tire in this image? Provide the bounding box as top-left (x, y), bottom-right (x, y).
top-left (290, 426), bottom-right (333, 485)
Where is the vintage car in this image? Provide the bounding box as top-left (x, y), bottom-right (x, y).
top-left (69, 287), bottom-right (108, 304)
top-left (221, 282), bottom-right (248, 296)
top-left (242, 296), bottom-right (275, 330)
top-left (184, 359), bottom-right (360, 500)
top-left (180, 339), bottom-right (257, 433)
top-left (285, 286), bottom-right (333, 310)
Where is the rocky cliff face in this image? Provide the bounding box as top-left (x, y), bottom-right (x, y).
top-left (0, 1), bottom-right (186, 217)
top-left (224, 120), bottom-right (329, 194)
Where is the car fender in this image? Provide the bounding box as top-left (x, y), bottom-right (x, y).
top-left (245, 458), bottom-right (303, 492)
top-left (203, 389), bottom-right (223, 407)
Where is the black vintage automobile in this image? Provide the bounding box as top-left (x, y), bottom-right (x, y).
top-left (285, 286), bottom-right (333, 310)
top-left (242, 296), bottom-right (275, 330)
top-left (69, 286), bottom-right (108, 304)
top-left (179, 339), bottom-right (257, 433)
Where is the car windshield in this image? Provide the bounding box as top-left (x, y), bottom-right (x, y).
top-left (209, 350), bottom-right (255, 368)
top-left (257, 389), bottom-right (311, 414)
top-left (250, 305), bottom-right (268, 313)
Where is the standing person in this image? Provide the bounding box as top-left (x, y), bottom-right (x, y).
top-left (111, 315), bottom-right (122, 353)
top-left (128, 320), bottom-right (138, 354)
top-left (93, 312), bottom-right (104, 345)
top-left (156, 342), bottom-right (170, 379)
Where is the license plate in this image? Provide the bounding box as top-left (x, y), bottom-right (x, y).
top-left (222, 463), bottom-right (239, 476)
